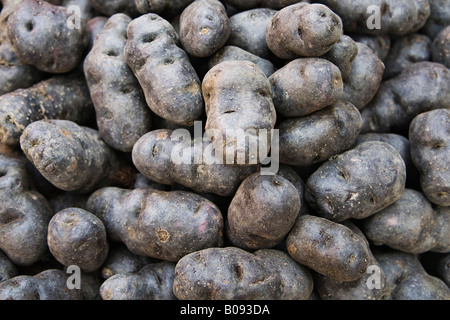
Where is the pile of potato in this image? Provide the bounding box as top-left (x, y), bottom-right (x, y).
top-left (0, 0), bottom-right (449, 300)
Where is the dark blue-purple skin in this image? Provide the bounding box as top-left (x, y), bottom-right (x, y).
top-left (432, 25), bottom-right (450, 68)
top-left (384, 34), bottom-right (432, 80)
top-left (0, 154), bottom-right (52, 267)
top-left (225, 0), bottom-right (309, 11)
top-left (173, 247), bottom-right (313, 300)
top-left (0, 249), bottom-right (18, 283)
top-left (315, 0), bottom-right (430, 36)
top-left (180, 0), bottom-right (230, 58)
top-left (134, 0), bottom-right (195, 16)
top-left (124, 13), bottom-right (204, 126)
top-left (226, 8), bottom-right (277, 60)
top-left (85, 187), bottom-right (224, 262)
top-left (0, 74), bottom-right (95, 146)
top-left (47, 208), bottom-right (109, 272)
top-left (0, 269), bottom-right (83, 300)
top-left (0, 0), bottom-right (45, 96)
top-left (362, 188), bottom-right (446, 254)
top-left (421, 0), bottom-right (450, 39)
top-left (7, 0), bottom-right (89, 73)
top-left (19, 119), bottom-right (134, 193)
top-left (100, 243), bottom-right (156, 280)
top-left (278, 101), bottom-right (362, 167)
top-left (266, 3), bottom-right (343, 59)
top-left (375, 250), bottom-right (450, 300)
top-left (84, 13), bottom-right (152, 152)
top-left (87, 0), bottom-right (140, 17)
top-left (305, 141), bottom-right (406, 222)
top-left (409, 109), bottom-right (450, 207)
top-left (100, 261), bottom-right (176, 300)
top-left (226, 173), bottom-right (300, 250)
top-left (361, 62), bottom-right (450, 135)
top-left (286, 214), bottom-right (371, 282)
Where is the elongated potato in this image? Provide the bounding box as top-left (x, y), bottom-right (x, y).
top-left (173, 247), bottom-right (313, 300)
top-left (203, 60), bottom-right (276, 165)
top-left (124, 13), bottom-right (204, 126)
top-left (86, 187), bottom-right (223, 262)
top-left (362, 189), bottom-right (449, 254)
top-left (409, 109), bottom-right (450, 206)
top-left (0, 74), bottom-right (94, 146)
top-left (315, 0), bottom-right (430, 36)
top-left (132, 129), bottom-right (258, 196)
top-left (305, 141), bottom-right (406, 222)
top-left (84, 13), bottom-right (152, 152)
top-left (20, 120), bottom-right (133, 193)
top-left (0, 154), bottom-right (52, 266)
top-left (286, 214), bottom-right (371, 282)
top-left (278, 101), bottom-right (362, 166)
top-left (361, 62), bottom-right (450, 134)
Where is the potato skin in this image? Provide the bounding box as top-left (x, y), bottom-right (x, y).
top-left (321, 35), bottom-right (358, 81)
top-left (179, 0), bottom-right (230, 58)
top-left (341, 42), bottom-right (385, 110)
top-left (350, 34), bottom-right (391, 61)
top-left (173, 247), bottom-right (313, 300)
top-left (314, 221), bottom-right (391, 300)
top-left (19, 120), bottom-right (125, 193)
top-left (132, 129), bottom-right (257, 196)
top-left (355, 133), bottom-right (412, 171)
top-left (384, 34), bottom-right (432, 80)
top-left (375, 250), bottom-right (450, 300)
top-left (7, 0), bottom-right (88, 73)
top-left (362, 189), bottom-right (447, 254)
top-left (361, 62), bottom-right (450, 134)
top-left (409, 109), bottom-right (450, 206)
top-left (100, 262), bottom-right (176, 300)
top-left (0, 154), bottom-right (52, 266)
top-left (266, 3), bottom-right (343, 59)
top-left (432, 25), bottom-right (450, 68)
top-left (208, 46), bottom-right (276, 78)
top-left (0, 250), bottom-right (18, 283)
top-left (225, 0), bottom-right (309, 11)
top-left (86, 187), bottom-right (224, 262)
top-left (305, 141), bottom-right (406, 222)
top-left (134, 0), bottom-right (195, 15)
top-left (226, 8), bottom-right (277, 60)
top-left (286, 215), bottom-right (371, 282)
top-left (84, 14), bottom-right (152, 152)
top-left (0, 74), bottom-right (94, 146)
top-left (203, 60), bottom-right (276, 165)
top-left (226, 173), bottom-right (300, 250)
top-left (87, 0), bottom-right (140, 17)
top-left (124, 13), bottom-right (204, 126)
top-left (421, 0), bottom-right (450, 39)
top-left (269, 58), bottom-right (343, 117)
top-left (0, 0), bottom-right (44, 95)
top-left (47, 208), bottom-right (109, 272)
top-left (315, 0), bottom-right (430, 36)
top-left (278, 101), bottom-right (362, 167)
top-left (101, 244), bottom-right (155, 279)
top-left (0, 269), bottom-right (83, 300)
